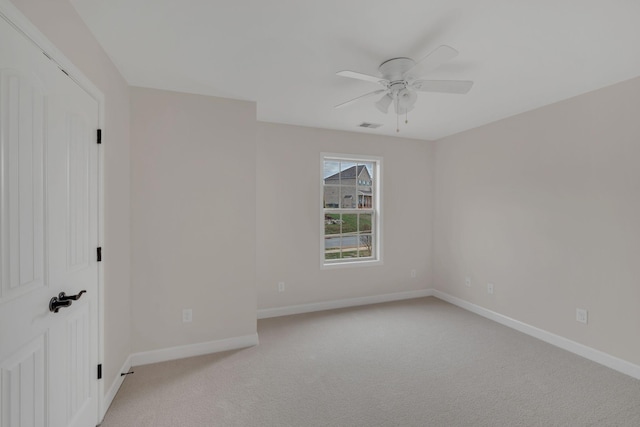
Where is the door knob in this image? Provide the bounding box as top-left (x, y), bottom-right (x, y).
top-left (58, 290), bottom-right (86, 302)
top-left (49, 290), bottom-right (86, 313)
top-left (49, 297), bottom-right (72, 313)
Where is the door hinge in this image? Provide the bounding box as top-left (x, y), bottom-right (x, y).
top-left (97, 364), bottom-right (102, 380)
top-left (97, 129), bottom-right (102, 144)
top-left (97, 247), bottom-right (102, 262)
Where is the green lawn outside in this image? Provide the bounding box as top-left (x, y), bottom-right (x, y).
top-left (325, 248), bottom-right (372, 260)
top-left (325, 213), bottom-right (372, 234)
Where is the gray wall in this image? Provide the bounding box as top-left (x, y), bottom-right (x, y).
top-left (130, 88), bottom-right (257, 352)
top-left (433, 75), bottom-right (640, 366)
top-left (256, 123), bottom-right (433, 309)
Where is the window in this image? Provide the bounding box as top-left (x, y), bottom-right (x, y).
top-left (321, 154), bottom-right (382, 267)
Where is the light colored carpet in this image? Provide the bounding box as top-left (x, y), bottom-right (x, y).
top-left (100, 297), bottom-right (640, 426)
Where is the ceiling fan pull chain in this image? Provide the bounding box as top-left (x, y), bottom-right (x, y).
top-left (396, 97), bottom-right (400, 132)
top-left (405, 111), bottom-right (408, 124)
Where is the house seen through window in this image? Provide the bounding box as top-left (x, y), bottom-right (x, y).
top-left (322, 154), bottom-right (381, 266)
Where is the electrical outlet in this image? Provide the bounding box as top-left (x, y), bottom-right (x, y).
top-left (576, 308), bottom-right (588, 324)
top-left (487, 283), bottom-right (494, 294)
top-left (465, 276), bottom-right (471, 287)
top-left (278, 282), bottom-right (285, 292)
top-left (182, 309), bottom-right (192, 323)
top-left (410, 269), bottom-right (417, 278)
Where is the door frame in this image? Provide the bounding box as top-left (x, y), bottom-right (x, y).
top-left (0, 0), bottom-right (107, 421)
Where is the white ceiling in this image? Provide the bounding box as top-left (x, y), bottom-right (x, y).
top-left (70, 0), bottom-right (640, 141)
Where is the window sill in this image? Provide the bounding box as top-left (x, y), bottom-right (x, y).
top-left (321, 259), bottom-right (383, 270)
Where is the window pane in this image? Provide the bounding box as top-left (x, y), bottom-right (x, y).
top-left (323, 185), bottom-right (339, 208)
top-left (340, 214), bottom-right (358, 258)
top-left (342, 248), bottom-right (358, 258)
top-left (341, 214), bottom-right (357, 234)
top-left (361, 162), bottom-right (374, 180)
top-left (324, 213), bottom-right (341, 235)
top-left (359, 162), bottom-right (373, 208)
top-left (339, 161), bottom-right (357, 186)
top-left (366, 188), bottom-right (374, 209)
top-left (341, 186), bottom-right (356, 208)
top-left (358, 213), bottom-right (372, 233)
top-left (325, 236), bottom-right (341, 260)
top-left (323, 160), bottom-right (341, 181)
top-left (358, 234), bottom-right (373, 258)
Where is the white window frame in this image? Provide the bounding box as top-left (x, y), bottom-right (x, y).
top-left (320, 153), bottom-right (383, 269)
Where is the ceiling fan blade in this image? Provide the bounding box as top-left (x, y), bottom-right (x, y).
top-left (411, 80), bottom-right (474, 94)
top-left (405, 45), bottom-right (459, 78)
top-left (336, 70), bottom-right (389, 86)
top-left (334, 89), bottom-right (386, 109)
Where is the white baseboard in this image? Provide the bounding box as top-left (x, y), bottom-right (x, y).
top-left (100, 354), bottom-right (132, 422)
top-left (431, 289), bottom-right (640, 381)
top-left (257, 289), bottom-right (433, 319)
top-left (129, 333), bottom-right (259, 367)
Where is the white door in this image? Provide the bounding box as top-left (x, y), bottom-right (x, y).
top-left (0, 14), bottom-right (99, 427)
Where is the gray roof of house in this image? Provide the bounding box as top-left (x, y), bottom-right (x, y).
top-left (325, 165), bottom-right (369, 181)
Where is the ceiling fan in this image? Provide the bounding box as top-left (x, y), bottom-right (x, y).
top-left (335, 45), bottom-right (473, 131)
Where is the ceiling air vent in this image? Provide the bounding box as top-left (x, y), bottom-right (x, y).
top-left (358, 122), bottom-right (382, 129)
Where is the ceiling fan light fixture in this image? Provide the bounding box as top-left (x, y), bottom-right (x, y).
top-left (396, 103), bottom-right (415, 115)
top-left (375, 94), bottom-right (393, 113)
top-left (392, 88), bottom-right (417, 115)
top-left (398, 88), bottom-right (417, 107)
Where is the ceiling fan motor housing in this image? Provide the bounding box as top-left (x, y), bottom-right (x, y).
top-left (388, 81), bottom-right (407, 95)
top-left (378, 57), bottom-right (416, 81)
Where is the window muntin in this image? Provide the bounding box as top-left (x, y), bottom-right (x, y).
top-left (322, 155), bottom-right (381, 266)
